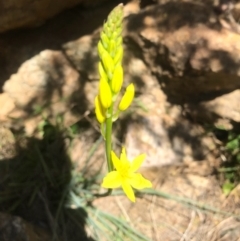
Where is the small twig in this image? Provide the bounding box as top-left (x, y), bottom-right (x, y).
top-left (84, 110), bottom-right (101, 133)
top-left (180, 210), bottom-right (196, 241)
top-left (115, 196), bottom-right (133, 226)
top-left (149, 182), bottom-right (160, 241)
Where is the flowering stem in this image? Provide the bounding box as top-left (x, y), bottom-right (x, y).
top-left (105, 104), bottom-right (114, 172)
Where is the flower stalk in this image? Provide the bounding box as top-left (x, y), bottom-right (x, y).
top-left (94, 3), bottom-right (152, 202)
top-left (105, 104), bottom-right (114, 172)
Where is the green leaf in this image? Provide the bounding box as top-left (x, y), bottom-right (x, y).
top-left (222, 182), bottom-right (235, 195)
top-left (226, 138), bottom-right (239, 151)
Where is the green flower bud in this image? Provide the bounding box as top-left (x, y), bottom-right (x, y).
top-left (99, 77), bottom-right (112, 109)
top-left (109, 3), bottom-right (123, 23)
top-left (100, 32), bottom-right (109, 49)
top-left (118, 83), bottom-right (135, 111)
top-left (103, 22), bottom-right (108, 34)
top-left (108, 18), bottom-right (114, 28)
top-left (111, 65), bottom-right (123, 93)
top-left (104, 4), bottom-right (123, 38)
top-left (105, 26), bottom-right (112, 39)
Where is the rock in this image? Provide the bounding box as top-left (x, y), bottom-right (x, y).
top-left (0, 126), bottom-right (16, 160)
top-left (63, 35), bottom-right (99, 78)
top-left (3, 49), bottom-right (80, 109)
top-left (187, 89), bottom-right (240, 130)
top-left (122, 58), bottom-right (216, 166)
top-left (0, 0), bottom-right (109, 33)
top-left (64, 1), bottom-right (240, 109)
top-left (121, 0), bottom-right (240, 132)
top-left (0, 93), bottom-right (15, 121)
top-left (1, 49), bottom-right (82, 134)
top-left (1, 0), bottom-right (240, 166)
top-left (0, 212), bottom-right (51, 241)
top-left (124, 1), bottom-right (240, 103)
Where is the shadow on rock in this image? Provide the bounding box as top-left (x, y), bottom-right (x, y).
top-left (126, 1), bottom-right (220, 34)
top-left (0, 123), bottom-right (95, 241)
top-left (124, 1), bottom-right (240, 106)
top-left (0, 0), bottom-right (130, 91)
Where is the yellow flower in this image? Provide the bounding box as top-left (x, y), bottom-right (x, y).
top-left (118, 83), bottom-right (135, 111)
top-left (102, 147), bottom-right (152, 202)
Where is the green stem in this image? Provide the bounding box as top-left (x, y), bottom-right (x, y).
top-left (105, 104), bottom-right (114, 172)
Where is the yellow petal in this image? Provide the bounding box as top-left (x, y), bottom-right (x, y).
top-left (120, 147), bottom-right (127, 162)
top-left (102, 171), bottom-right (122, 188)
top-left (118, 83), bottom-right (135, 111)
top-left (122, 180), bottom-right (135, 202)
top-left (130, 153), bottom-right (146, 172)
top-left (99, 78), bottom-right (112, 109)
top-left (129, 173), bottom-right (152, 190)
top-left (120, 147), bottom-right (130, 168)
top-left (111, 150), bottom-right (121, 171)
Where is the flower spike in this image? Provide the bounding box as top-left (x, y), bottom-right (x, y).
top-left (95, 4), bottom-right (152, 202)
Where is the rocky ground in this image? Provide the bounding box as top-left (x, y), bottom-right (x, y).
top-left (0, 0), bottom-right (240, 240)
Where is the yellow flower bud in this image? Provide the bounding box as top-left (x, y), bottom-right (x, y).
top-left (111, 65), bottom-right (123, 93)
top-left (98, 62), bottom-right (108, 81)
top-left (95, 95), bottom-right (106, 123)
top-left (116, 27), bottom-right (122, 37)
top-left (113, 45), bottom-right (123, 65)
top-left (98, 41), bottom-right (105, 57)
top-left (109, 39), bottom-right (116, 57)
top-left (102, 51), bottom-right (114, 75)
top-left (116, 37), bottom-right (122, 47)
top-left (118, 83), bottom-right (135, 111)
top-left (99, 77), bottom-right (112, 109)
